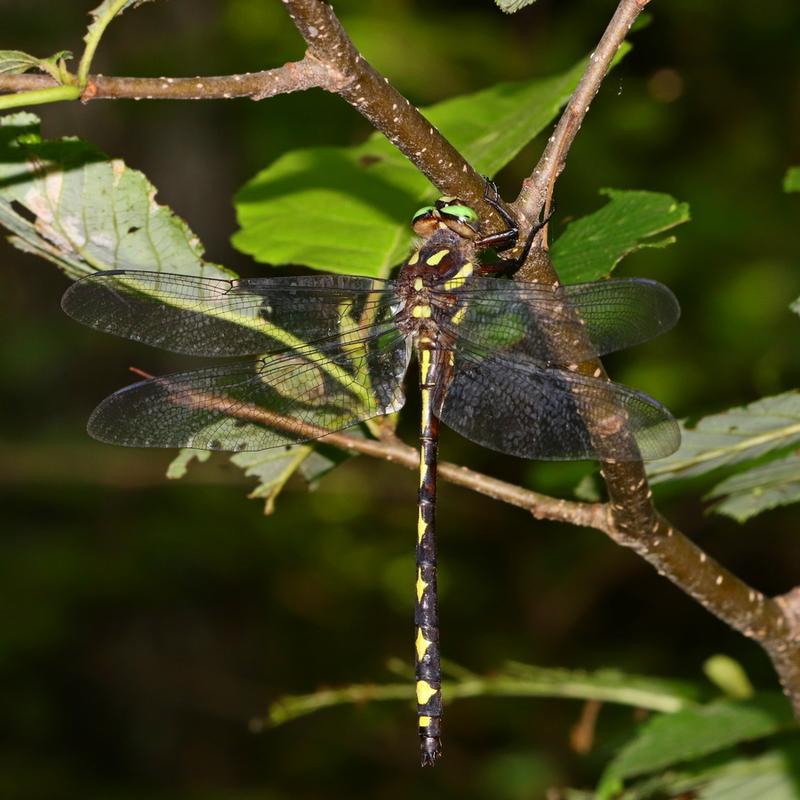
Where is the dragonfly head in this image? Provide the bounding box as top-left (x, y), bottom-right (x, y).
top-left (412, 197), bottom-right (480, 240)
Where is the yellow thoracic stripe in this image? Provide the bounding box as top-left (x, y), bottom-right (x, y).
top-left (443, 261), bottom-right (474, 290)
top-left (426, 249), bottom-right (450, 266)
top-left (413, 276), bottom-right (424, 291)
top-left (407, 250), bottom-right (420, 265)
top-left (412, 305), bottom-right (432, 318)
top-left (416, 680), bottom-right (439, 704)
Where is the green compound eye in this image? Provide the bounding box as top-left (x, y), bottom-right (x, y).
top-left (412, 205), bottom-right (435, 221)
top-left (440, 204), bottom-right (478, 223)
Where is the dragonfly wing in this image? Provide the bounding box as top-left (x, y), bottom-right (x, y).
top-left (434, 345), bottom-right (679, 461)
top-left (62, 270), bottom-right (399, 357)
top-left (88, 329), bottom-right (412, 450)
top-left (435, 277), bottom-right (679, 364)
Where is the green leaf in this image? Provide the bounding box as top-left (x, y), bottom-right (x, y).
top-left (706, 452), bottom-right (800, 522)
top-left (0, 112), bottom-right (232, 281)
top-left (0, 50), bottom-right (48, 76)
top-left (550, 189), bottom-right (690, 283)
top-left (784, 166), bottom-right (800, 193)
top-left (166, 449), bottom-right (211, 480)
top-left (611, 744), bottom-right (800, 800)
top-left (694, 746), bottom-right (800, 800)
top-left (0, 113), bottom-right (352, 507)
top-left (647, 391), bottom-right (800, 484)
top-left (597, 694), bottom-right (796, 799)
top-left (494, 0), bottom-right (538, 12)
top-left (233, 55), bottom-right (592, 277)
top-left (231, 447), bottom-right (315, 515)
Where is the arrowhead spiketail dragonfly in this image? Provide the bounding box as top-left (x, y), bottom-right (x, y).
top-left (62, 189), bottom-right (680, 765)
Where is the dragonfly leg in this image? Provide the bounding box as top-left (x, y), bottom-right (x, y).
top-left (416, 347), bottom-right (443, 766)
top-left (494, 205), bottom-right (557, 276)
top-left (475, 179), bottom-right (519, 253)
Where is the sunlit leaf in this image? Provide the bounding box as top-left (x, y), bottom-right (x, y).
top-left (596, 694), bottom-right (796, 799)
top-left (231, 447), bottom-right (315, 515)
top-left (550, 189), bottom-right (690, 283)
top-left (647, 391), bottom-right (800, 484)
top-left (0, 112), bottom-right (232, 281)
top-left (706, 452), bottom-right (800, 522)
top-left (233, 55), bottom-right (592, 277)
top-left (494, 0), bottom-right (538, 12)
top-left (166, 449), bottom-right (211, 479)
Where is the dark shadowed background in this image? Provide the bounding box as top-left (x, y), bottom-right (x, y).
top-left (1, 0), bottom-right (799, 797)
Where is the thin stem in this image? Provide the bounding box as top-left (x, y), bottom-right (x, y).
top-left (0, 61), bottom-right (333, 103)
top-left (257, 666), bottom-right (694, 729)
top-left (514, 0), bottom-right (651, 225)
top-left (0, 84), bottom-right (80, 111)
top-left (77, 0), bottom-right (130, 86)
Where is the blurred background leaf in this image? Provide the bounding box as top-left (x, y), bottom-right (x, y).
top-left (597, 694), bottom-right (797, 799)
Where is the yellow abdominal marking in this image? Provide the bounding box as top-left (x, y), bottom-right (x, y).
top-left (415, 627), bottom-right (432, 661)
top-left (426, 249), bottom-right (450, 266)
top-left (450, 305), bottom-right (468, 325)
top-left (407, 250), bottom-right (420, 265)
top-left (420, 386), bottom-right (431, 429)
top-left (419, 715), bottom-right (431, 727)
top-left (413, 277), bottom-right (424, 291)
top-left (416, 681), bottom-right (439, 705)
top-left (412, 304), bottom-right (432, 318)
top-left (416, 568), bottom-right (428, 601)
top-left (443, 261), bottom-right (474, 290)
top-left (420, 350), bottom-right (431, 383)
top-left (417, 506), bottom-right (427, 544)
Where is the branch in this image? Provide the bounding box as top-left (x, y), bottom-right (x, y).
top-left (280, 0), bottom-right (495, 218)
top-left (0, 58), bottom-right (340, 103)
top-left (172, 384), bottom-right (603, 529)
top-left (173, 379), bottom-right (800, 716)
top-left (514, 0), bottom-right (652, 231)
top-left (502, 0), bottom-right (800, 715)
top-left (0, 0), bottom-right (497, 221)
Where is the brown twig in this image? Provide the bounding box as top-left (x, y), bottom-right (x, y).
top-left (513, 0), bottom-right (652, 240)
top-left (0, 58), bottom-right (339, 102)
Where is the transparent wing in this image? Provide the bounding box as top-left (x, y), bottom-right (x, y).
top-left (434, 277), bottom-right (680, 364)
top-left (435, 344), bottom-right (679, 461)
top-left (88, 328), bottom-right (412, 450)
top-left (62, 270), bottom-right (399, 357)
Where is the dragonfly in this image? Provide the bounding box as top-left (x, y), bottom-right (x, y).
top-left (61, 190), bottom-right (681, 766)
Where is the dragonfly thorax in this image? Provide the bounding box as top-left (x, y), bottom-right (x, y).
top-left (396, 228), bottom-right (478, 337)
